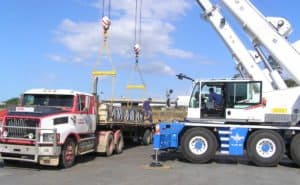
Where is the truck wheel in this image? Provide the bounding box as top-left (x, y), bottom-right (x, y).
top-left (115, 133), bottom-right (124, 154)
top-left (247, 130), bottom-right (284, 167)
top-left (142, 129), bottom-right (152, 145)
top-left (290, 133), bottom-right (300, 166)
top-left (106, 134), bottom-right (114, 156)
top-left (181, 127), bottom-right (217, 163)
top-left (60, 138), bottom-right (77, 168)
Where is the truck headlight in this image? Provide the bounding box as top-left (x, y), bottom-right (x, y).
top-left (28, 133), bottom-right (35, 139)
top-left (43, 133), bottom-right (56, 142)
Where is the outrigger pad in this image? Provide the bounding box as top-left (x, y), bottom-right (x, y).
top-left (92, 70), bottom-right (117, 76)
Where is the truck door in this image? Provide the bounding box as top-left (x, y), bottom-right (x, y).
top-left (75, 94), bottom-right (94, 133)
top-left (187, 82), bottom-right (201, 121)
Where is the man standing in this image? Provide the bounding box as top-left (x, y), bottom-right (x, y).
top-left (143, 97), bottom-right (152, 122)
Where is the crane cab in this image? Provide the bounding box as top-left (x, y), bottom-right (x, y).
top-left (187, 79), bottom-right (263, 122)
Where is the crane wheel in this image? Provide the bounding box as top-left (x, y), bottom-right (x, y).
top-left (290, 133), bottom-right (300, 166)
top-left (181, 127), bottom-right (217, 163)
top-left (247, 130), bottom-right (284, 167)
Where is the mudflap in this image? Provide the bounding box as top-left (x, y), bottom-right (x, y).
top-left (153, 122), bottom-right (185, 150)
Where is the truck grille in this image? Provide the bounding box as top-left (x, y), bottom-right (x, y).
top-left (5, 118), bottom-right (39, 139)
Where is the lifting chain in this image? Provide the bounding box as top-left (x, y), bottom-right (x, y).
top-left (133, 0), bottom-right (143, 64)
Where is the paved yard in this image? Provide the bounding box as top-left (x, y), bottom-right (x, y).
top-left (0, 145), bottom-right (299, 185)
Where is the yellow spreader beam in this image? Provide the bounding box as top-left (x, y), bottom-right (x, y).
top-left (126, 84), bottom-right (146, 89)
top-left (92, 70), bottom-right (117, 76)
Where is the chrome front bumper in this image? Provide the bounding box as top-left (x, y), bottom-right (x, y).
top-left (0, 143), bottom-right (61, 163)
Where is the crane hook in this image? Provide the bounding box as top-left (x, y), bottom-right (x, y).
top-left (134, 43), bottom-right (141, 63)
top-left (102, 16), bottom-right (111, 33)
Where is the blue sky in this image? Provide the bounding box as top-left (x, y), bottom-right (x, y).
top-left (1, 0), bottom-right (300, 102)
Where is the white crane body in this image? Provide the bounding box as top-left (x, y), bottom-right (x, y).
top-left (153, 0), bottom-right (300, 168)
top-left (197, 0), bottom-right (274, 92)
top-left (222, 0), bottom-right (300, 85)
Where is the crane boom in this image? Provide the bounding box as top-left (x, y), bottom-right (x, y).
top-left (222, 0), bottom-right (300, 85)
top-left (196, 0), bottom-right (274, 92)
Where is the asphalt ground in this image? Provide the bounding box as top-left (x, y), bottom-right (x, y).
top-left (0, 145), bottom-right (299, 185)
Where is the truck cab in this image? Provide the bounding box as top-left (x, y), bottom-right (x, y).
top-left (0, 89), bottom-right (97, 167)
top-left (187, 79), bottom-right (264, 122)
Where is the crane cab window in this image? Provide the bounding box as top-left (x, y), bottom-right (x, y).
top-left (190, 81), bottom-right (262, 119)
top-left (189, 83), bottom-right (200, 108)
top-left (200, 83), bottom-right (225, 118)
top-left (225, 81), bottom-right (262, 109)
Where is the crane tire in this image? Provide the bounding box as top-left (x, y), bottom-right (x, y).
top-left (181, 127), bottom-right (217, 163)
top-left (247, 130), bottom-right (284, 167)
top-left (290, 133), bottom-right (300, 166)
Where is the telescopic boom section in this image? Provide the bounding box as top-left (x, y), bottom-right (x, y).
top-left (221, 0), bottom-right (300, 85)
top-left (196, 0), bottom-right (274, 92)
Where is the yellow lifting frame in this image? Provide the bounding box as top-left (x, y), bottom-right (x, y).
top-left (126, 84), bottom-right (146, 89)
top-left (92, 70), bottom-right (116, 76)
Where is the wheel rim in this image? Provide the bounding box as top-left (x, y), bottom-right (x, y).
top-left (189, 136), bottom-right (208, 155)
top-left (65, 144), bottom-right (75, 161)
top-left (256, 138), bottom-right (276, 158)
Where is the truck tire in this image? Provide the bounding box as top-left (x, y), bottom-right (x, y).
top-left (142, 129), bottom-right (152, 145)
top-left (181, 127), bottom-right (217, 163)
top-left (115, 132), bottom-right (124, 154)
top-left (60, 138), bottom-right (77, 168)
top-left (290, 133), bottom-right (300, 166)
top-left (106, 134), bottom-right (114, 156)
top-left (247, 130), bottom-right (284, 167)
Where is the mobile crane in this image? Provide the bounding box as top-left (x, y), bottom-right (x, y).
top-left (153, 0), bottom-right (300, 167)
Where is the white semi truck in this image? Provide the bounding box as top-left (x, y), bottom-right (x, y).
top-left (153, 0), bottom-right (300, 167)
top-left (0, 77), bottom-right (154, 168)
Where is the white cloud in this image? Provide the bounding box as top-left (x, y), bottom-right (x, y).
top-left (141, 62), bottom-right (176, 76)
top-left (51, 0), bottom-right (194, 64)
top-left (48, 54), bottom-right (67, 63)
top-left (47, 54), bottom-right (87, 65)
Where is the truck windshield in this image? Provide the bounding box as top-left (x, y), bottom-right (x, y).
top-left (23, 94), bottom-right (74, 108)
